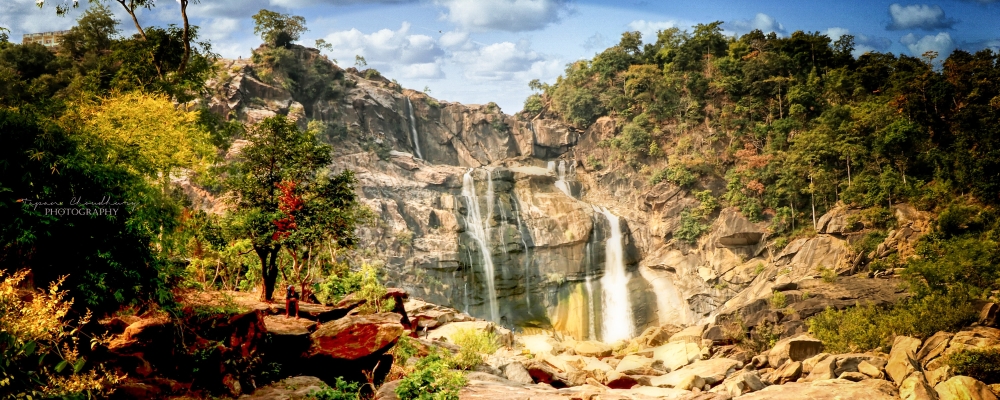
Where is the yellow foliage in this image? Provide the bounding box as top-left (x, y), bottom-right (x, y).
top-left (61, 92), bottom-right (214, 179)
top-left (0, 270), bottom-right (123, 398)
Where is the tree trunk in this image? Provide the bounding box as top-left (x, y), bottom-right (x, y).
top-left (116, 1), bottom-right (147, 40)
top-left (810, 175), bottom-right (817, 230)
top-left (257, 247), bottom-right (281, 301)
top-left (179, 0), bottom-right (191, 74)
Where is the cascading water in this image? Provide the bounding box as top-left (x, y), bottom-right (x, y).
top-left (555, 160), bottom-right (572, 198)
top-left (596, 207), bottom-right (635, 342)
top-left (406, 98), bottom-right (423, 159)
top-left (462, 169), bottom-right (499, 322)
top-left (585, 276), bottom-right (597, 340)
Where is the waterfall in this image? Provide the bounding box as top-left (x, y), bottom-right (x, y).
top-left (462, 169), bottom-right (499, 322)
top-left (406, 98), bottom-right (423, 159)
top-left (596, 207), bottom-right (634, 342)
top-left (547, 160), bottom-right (573, 198)
top-left (585, 276), bottom-right (597, 340)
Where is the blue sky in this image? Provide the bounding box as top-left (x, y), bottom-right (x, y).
top-left (3, 0), bottom-right (999, 112)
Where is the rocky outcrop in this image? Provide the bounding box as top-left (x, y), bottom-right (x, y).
top-left (204, 46), bottom-right (934, 343)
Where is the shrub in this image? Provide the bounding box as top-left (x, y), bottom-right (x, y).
top-left (676, 208), bottom-right (709, 244)
top-left (450, 328), bottom-right (500, 370)
top-left (523, 94), bottom-right (543, 116)
top-left (817, 265), bottom-right (837, 283)
top-left (770, 291), bottom-right (787, 309)
top-left (0, 270), bottom-right (123, 398)
top-left (356, 263), bottom-right (395, 314)
top-left (946, 348), bottom-right (1000, 384)
top-left (807, 294), bottom-right (978, 353)
top-left (586, 155), bottom-right (604, 171)
top-left (851, 230), bottom-right (887, 255)
top-left (307, 376), bottom-right (361, 400)
top-left (315, 265), bottom-right (363, 305)
top-left (395, 353), bottom-right (466, 400)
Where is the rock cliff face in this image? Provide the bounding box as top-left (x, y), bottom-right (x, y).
top-left (204, 46), bottom-right (925, 342)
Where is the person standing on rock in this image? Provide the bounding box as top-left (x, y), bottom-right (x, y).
top-left (285, 284), bottom-right (300, 319)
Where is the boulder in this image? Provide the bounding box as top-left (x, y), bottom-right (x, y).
top-left (948, 327), bottom-right (1000, 352)
top-left (426, 320), bottom-right (513, 347)
top-left (616, 354), bottom-right (658, 375)
top-left (524, 359), bottom-right (570, 387)
top-left (650, 358), bottom-right (740, 389)
top-left (858, 360), bottom-right (884, 379)
top-left (710, 370), bottom-right (765, 397)
top-left (518, 334), bottom-right (562, 356)
top-left (925, 365), bottom-right (953, 387)
top-left (701, 325), bottom-right (727, 344)
top-left (604, 370), bottom-right (639, 389)
top-left (502, 361), bottom-right (534, 384)
top-left (802, 352), bottom-right (830, 375)
top-left (900, 372), bottom-right (939, 400)
top-left (669, 324), bottom-right (707, 344)
top-left (651, 341), bottom-right (702, 371)
top-left (237, 376), bottom-right (327, 400)
top-left (628, 385), bottom-right (702, 399)
top-left (917, 332), bottom-right (954, 368)
top-left (573, 341), bottom-right (613, 358)
top-left (934, 376), bottom-right (998, 400)
top-left (771, 361), bottom-right (803, 384)
top-left (886, 336), bottom-right (923, 384)
top-left (805, 354), bottom-right (879, 382)
top-left (309, 313), bottom-right (404, 360)
top-left (839, 371), bottom-right (868, 381)
top-left (979, 303), bottom-right (999, 327)
top-left (767, 334), bottom-right (825, 368)
top-left (817, 205), bottom-right (862, 235)
top-left (735, 378), bottom-right (899, 400)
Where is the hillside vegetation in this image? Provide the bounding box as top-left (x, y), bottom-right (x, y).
top-left (527, 24), bottom-right (1000, 350)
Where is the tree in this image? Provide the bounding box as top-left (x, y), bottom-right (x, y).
top-left (226, 115), bottom-right (361, 301)
top-left (252, 9), bottom-right (307, 48)
top-left (38, 0), bottom-right (201, 73)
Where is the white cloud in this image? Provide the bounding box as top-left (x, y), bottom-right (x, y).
top-left (824, 27), bottom-right (892, 57)
top-left (725, 13), bottom-right (786, 36)
top-left (435, 0), bottom-right (570, 32)
top-left (454, 40), bottom-right (560, 82)
top-left (439, 30), bottom-right (472, 50)
top-left (321, 22), bottom-right (445, 78)
top-left (900, 32), bottom-right (956, 59)
top-left (201, 17), bottom-right (241, 42)
top-left (887, 4), bottom-right (956, 30)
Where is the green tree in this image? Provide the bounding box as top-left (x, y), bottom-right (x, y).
top-left (225, 115), bottom-right (361, 301)
top-left (252, 9), bottom-right (307, 48)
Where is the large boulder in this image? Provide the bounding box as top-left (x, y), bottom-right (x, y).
top-left (502, 361), bottom-right (534, 384)
top-left (669, 324), bottom-right (707, 344)
top-left (309, 313), bottom-right (404, 360)
top-left (735, 378), bottom-right (899, 400)
top-left (573, 341), bottom-right (613, 358)
top-left (900, 372), bottom-right (939, 400)
top-left (616, 354), bottom-right (658, 375)
top-left (651, 342), bottom-right (702, 371)
top-left (917, 332), bottom-right (954, 368)
top-left (886, 336), bottom-right (922, 384)
top-left (710, 370), bottom-right (765, 397)
top-left (934, 376), bottom-right (998, 400)
top-left (518, 334), bottom-right (563, 356)
top-left (767, 334), bottom-right (825, 368)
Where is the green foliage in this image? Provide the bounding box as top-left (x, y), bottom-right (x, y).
top-left (650, 165), bottom-right (697, 188)
top-left (252, 9), bottom-right (307, 47)
top-left (393, 336), bottom-right (419, 366)
top-left (0, 270), bottom-right (122, 398)
top-left (314, 259), bottom-right (365, 305)
top-left (851, 230), bottom-right (887, 255)
top-left (450, 329), bottom-right (500, 370)
top-left (904, 235), bottom-right (1000, 298)
top-left (675, 190), bottom-right (718, 244)
top-left (307, 377), bottom-right (361, 400)
top-left (395, 352), bottom-right (466, 400)
top-left (807, 294), bottom-right (978, 353)
top-left (356, 264), bottom-right (395, 314)
top-left (946, 348), bottom-right (1000, 385)
top-left (769, 291), bottom-right (787, 309)
top-left (225, 115), bottom-right (362, 301)
top-left (586, 155), bottom-right (604, 171)
top-left (817, 265), bottom-right (837, 283)
top-left (523, 94), bottom-right (543, 115)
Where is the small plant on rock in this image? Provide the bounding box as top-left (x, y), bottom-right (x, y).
top-left (307, 376), bottom-right (361, 400)
top-left (770, 291), bottom-right (787, 309)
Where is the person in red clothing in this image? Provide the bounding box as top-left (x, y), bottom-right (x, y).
top-left (285, 284), bottom-right (300, 319)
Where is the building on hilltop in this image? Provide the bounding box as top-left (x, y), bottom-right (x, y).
top-left (22, 30), bottom-right (70, 49)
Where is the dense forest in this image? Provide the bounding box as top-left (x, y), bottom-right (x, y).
top-left (2, 4), bottom-right (1000, 399)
